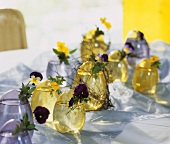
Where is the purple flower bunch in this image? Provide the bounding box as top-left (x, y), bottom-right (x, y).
top-left (69, 84), bottom-right (89, 107)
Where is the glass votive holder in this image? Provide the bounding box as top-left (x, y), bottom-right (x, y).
top-left (0, 119), bottom-right (32, 144)
top-left (46, 59), bottom-right (79, 87)
top-left (132, 66), bottom-right (159, 94)
top-left (0, 90), bottom-right (33, 138)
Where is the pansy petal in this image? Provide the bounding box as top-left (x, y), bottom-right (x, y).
top-left (30, 72), bottom-right (43, 81)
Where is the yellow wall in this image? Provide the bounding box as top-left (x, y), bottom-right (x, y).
top-left (123, 0), bottom-right (170, 43)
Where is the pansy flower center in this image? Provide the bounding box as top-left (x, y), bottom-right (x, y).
top-left (30, 76), bottom-right (41, 85)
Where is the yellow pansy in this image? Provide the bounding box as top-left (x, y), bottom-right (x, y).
top-left (100, 17), bottom-right (112, 29)
top-left (95, 56), bottom-right (101, 62)
top-left (96, 34), bottom-right (104, 41)
top-left (104, 22), bottom-right (112, 29)
top-left (30, 76), bottom-right (41, 85)
top-left (124, 47), bottom-right (130, 54)
top-left (56, 41), bottom-right (69, 56)
top-left (84, 29), bottom-right (95, 40)
top-left (150, 55), bottom-right (159, 63)
top-left (50, 82), bottom-right (60, 91)
top-left (100, 17), bottom-right (107, 23)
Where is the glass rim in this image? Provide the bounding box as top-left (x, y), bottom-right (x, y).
top-left (0, 99), bottom-right (28, 106)
top-left (0, 130), bottom-right (29, 137)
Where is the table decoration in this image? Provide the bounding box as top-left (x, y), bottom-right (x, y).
top-left (80, 17), bottom-right (111, 62)
top-left (0, 119), bottom-right (32, 144)
top-left (0, 90), bottom-right (34, 138)
top-left (132, 55), bottom-right (161, 94)
top-left (72, 53), bottom-right (114, 111)
top-left (46, 42), bottom-right (77, 87)
top-left (0, 71), bottom-right (43, 138)
top-left (31, 75), bottom-right (65, 127)
top-left (125, 30), bottom-right (150, 67)
top-left (106, 49), bottom-right (129, 83)
top-left (53, 84), bottom-right (89, 134)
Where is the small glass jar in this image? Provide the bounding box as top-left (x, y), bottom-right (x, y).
top-left (46, 59), bottom-right (79, 87)
top-left (132, 66), bottom-right (159, 94)
top-left (0, 119), bottom-right (32, 144)
top-left (0, 90), bottom-right (33, 138)
top-left (31, 80), bottom-right (59, 125)
top-left (105, 58), bottom-right (129, 83)
top-left (72, 61), bottom-right (107, 111)
top-left (80, 40), bottom-right (107, 62)
top-left (53, 89), bottom-right (85, 133)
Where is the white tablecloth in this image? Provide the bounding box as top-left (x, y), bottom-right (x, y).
top-left (0, 41), bottom-right (170, 144)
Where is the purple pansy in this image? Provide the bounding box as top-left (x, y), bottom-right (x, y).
top-left (137, 31), bottom-right (144, 40)
top-left (101, 54), bottom-right (108, 62)
top-left (33, 106), bottom-right (50, 124)
top-left (69, 97), bottom-right (74, 107)
top-left (74, 84), bottom-right (89, 98)
top-left (30, 71), bottom-right (43, 81)
top-left (124, 42), bottom-right (134, 53)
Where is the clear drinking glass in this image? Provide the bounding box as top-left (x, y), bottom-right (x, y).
top-left (0, 90), bottom-right (33, 138)
top-left (0, 119), bottom-right (32, 144)
top-left (46, 59), bottom-right (79, 87)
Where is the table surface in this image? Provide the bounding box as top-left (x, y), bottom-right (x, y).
top-left (0, 41), bottom-right (170, 144)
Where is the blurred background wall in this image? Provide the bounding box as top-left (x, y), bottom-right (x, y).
top-left (123, 0), bottom-right (170, 43)
top-left (0, 0), bottom-right (123, 50)
top-left (1, 0), bottom-right (170, 50)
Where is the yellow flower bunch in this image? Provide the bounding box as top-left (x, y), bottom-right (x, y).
top-left (53, 41), bottom-right (76, 65)
top-left (100, 17), bottom-right (112, 30)
top-left (48, 75), bottom-right (65, 95)
top-left (83, 17), bottom-right (111, 42)
top-left (150, 55), bottom-right (161, 69)
top-left (84, 29), bottom-right (104, 42)
top-left (149, 55), bottom-right (159, 63)
top-left (137, 55), bottom-right (161, 69)
top-left (56, 41), bottom-right (69, 56)
top-left (50, 82), bottom-right (60, 91)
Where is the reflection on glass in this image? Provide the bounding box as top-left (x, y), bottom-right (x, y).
top-left (0, 119), bottom-right (32, 144)
top-left (105, 59), bottom-right (128, 83)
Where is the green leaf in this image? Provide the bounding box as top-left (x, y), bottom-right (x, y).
top-left (53, 49), bottom-right (60, 55)
top-left (28, 87), bottom-right (36, 94)
top-left (23, 113), bottom-right (29, 125)
top-left (90, 54), bottom-right (96, 61)
top-left (64, 59), bottom-right (69, 65)
top-left (91, 62), bottom-right (108, 74)
top-left (94, 27), bottom-right (104, 39)
top-left (27, 124), bottom-right (36, 130)
top-left (12, 112), bottom-right (38, 135)
top-left (69, 48), bottom-right (77, 54)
